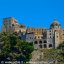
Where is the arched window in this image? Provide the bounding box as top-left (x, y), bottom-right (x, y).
top-left (49, 44), bottom-right (52, 47)
top-left (39, 40), bottom-right (42, 44)
top-left (12, 24), bottom-right (14, 26)
top-left (39, 45), bottom-right (42, 48)
top-left (44, 40), bottom-right (47, 43)
top-left (34, 41), bottom-right (38, 44)
top-left (44, 44), bottom-right (47, 48)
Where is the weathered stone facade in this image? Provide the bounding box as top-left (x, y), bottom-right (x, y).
top-left (21, 20), bottom-right (64, 49)
top-left (2, 17), bottom-right (26, 33)
top-left (2, 17), bottom-right (64, 49)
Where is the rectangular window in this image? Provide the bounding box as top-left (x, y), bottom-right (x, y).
top-left (49, 33), bottom-right (51, 35)
top-left (50, 36), bottom-right (51, 38)
top-left (57, 36), bottom-right (58, 38)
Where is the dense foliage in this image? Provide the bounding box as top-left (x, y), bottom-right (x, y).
top-left (0, 32), bottom-right (64, 64)
top-left (0, 32), bottom-right (34, 62)
top-left (40, 42), bottom-right (64, 64)
top-left (40, 49), bottom-right (64, 64)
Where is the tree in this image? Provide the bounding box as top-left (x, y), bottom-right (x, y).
top-left (41, 49), bottom-right (64, 63)
top-left (0, 32), bottom-right (34, 62)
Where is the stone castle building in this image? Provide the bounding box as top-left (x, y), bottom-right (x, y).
top-left (2, 17), bottom-right (64, 49)
top-left (21, 20), bottom-right (64, 49)
top-left (2, 17), bottom-right (26, 32)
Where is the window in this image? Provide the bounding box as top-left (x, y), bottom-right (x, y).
top-left (50, 36), bottom-right (51, 38)
top-left (39, 45), bottom-right (42, 48)
top-left (34, 41), bottom-right (38, 44)
top-left (57, 36), bottom-right (58, 38)
top-left (34, 37), bottom-right (36, 39)
top-left (44, 40), bottom-right (47, 43)
top-left (39, 41), bottom-right (42, 44)
top-left (41, 37), bottom-right (43, 39)
top-left (50, 30), bottom-right (51, 32)
top-left (49, 33), bottom-right (51, 35)
top-left (38, 36), bottom-right (40, 38)
top-left (30, 37), bottom-right (31, 39)
top-left (32, 38), bottom-right (33, 39)
top-left (12, 24), bottom-right (14, 26)
top-left (49, 44), bottom-right (52, 47)
top-left (44, 44), bottom-right (47, 48)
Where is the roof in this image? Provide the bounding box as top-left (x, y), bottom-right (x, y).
top-left (51, 19), bottom-right (60, 25)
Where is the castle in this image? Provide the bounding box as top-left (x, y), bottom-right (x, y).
top-left (2, 17), bottom-right (64, 49)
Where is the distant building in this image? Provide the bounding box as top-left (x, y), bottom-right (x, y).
top-left (2, 17), bottom-right (26, 32)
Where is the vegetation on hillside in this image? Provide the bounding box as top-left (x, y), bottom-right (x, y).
top-left (40, 42), bottom-right (64, 64)
top-left (0, 32), bottom-right (34, 63)
top-left (40, 49), bottom-right (64, 63)
top-left (0, 32), bottom-right (64, 64)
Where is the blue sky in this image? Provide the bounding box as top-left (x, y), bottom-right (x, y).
top-left (0, 0), bottom-right (64, 31)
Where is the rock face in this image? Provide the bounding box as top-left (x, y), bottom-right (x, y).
top-left (29, 49), bottom-right (56, 64)
top-left (30, 50), bottom-right (43, 61)
top-left (29, 50), bottom-right (45, 64)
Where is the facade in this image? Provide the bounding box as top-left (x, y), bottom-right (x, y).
top-left (2, 17), bottom-right (26, 33)
top-left (2, 17), bottom-right (64, 49)
top-left (21, 20), bottom-right (64, 49)
top-left (27, 28), bottom-right (45, 35)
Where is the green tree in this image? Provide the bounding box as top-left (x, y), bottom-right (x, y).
top-left (41, 49), bottom-right (64, 63)
top-left (0, 32), bottom-right (34, 62)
